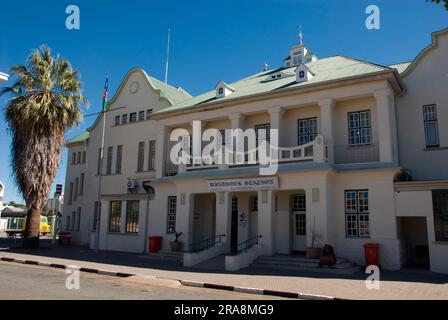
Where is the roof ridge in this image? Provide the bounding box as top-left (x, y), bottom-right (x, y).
top-left (337, 54), bottom-right (391, 70)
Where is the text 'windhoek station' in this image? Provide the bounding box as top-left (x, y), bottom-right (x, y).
top-left (63, 28), bottom-right (448, 274)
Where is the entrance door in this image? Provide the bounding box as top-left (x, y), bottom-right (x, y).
top-left (230, 197), bottom-right (239, 254)
top-left (292, 194), bottom-right (306, 251)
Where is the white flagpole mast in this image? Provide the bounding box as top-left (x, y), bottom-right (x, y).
top-left (165, 26), bottom-right (171, 84)
top-left (95, 76), bottom-right (108, 253)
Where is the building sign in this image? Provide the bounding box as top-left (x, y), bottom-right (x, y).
top-left (207, 176), bottom-right (279, 192)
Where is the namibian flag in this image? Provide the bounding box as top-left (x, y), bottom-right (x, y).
top-left (102, 76), bottom-right (109, 112)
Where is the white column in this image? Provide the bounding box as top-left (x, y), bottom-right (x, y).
top-left (215, 192), bottom-right (231, 244)
top-left (191, 120), bottom-right (202, 165)
top-left (155, 124), bottom-right (169, 178)
top-left (229, 113), bottom-right (244, 129)
top-left (257, 190), bottom-right (275, 255)
top-left (318, 98), bottom-right (335, 163)
top-left (175, 192), bottom-right (194, 249)
top-left (374, 89), bottom-right (395, 163)
top-left (98, 200), bottom-right (109, 250)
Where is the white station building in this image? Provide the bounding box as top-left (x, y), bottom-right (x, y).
top-left (63, 29), bottom-right (448, 274)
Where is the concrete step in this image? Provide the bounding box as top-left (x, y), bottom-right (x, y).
top-left (139, 250), bottom-right (184, 263)
top-left (251, 262), bottom-right (361, 275)
top-left (251, 255), bottom-right (361, 275)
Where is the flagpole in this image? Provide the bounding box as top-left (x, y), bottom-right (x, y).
top-left (95, 76), bottom-right (108, 253)
top-left (165, 26), bottom-right (171, 84)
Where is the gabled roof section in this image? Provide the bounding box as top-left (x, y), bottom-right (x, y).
top-left (388, 62), bottom-right (412, 74)
top-left (76, 68), bottom-right (193, 141)
top-left (400, 28), bottom-right (448, 77)
top-left (66, 131), bottom-right (89, 146)
top-left (294, 63), bottom-right (315, 75)
top-left (215, 80), bottom-right (236, 92)
top-left (154, 55), bottom-right (396, 116)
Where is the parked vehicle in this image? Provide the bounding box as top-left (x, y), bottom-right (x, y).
top-left (5, 216), bottom-right (52, 238)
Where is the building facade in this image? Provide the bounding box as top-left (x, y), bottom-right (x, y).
top-left (63, 29), bottom-right (448, 273)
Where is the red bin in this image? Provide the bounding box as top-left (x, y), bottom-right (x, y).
top-left (148, 236), bottom-right (163, 253)
top-left (364, 243), bottom-right (380, 267)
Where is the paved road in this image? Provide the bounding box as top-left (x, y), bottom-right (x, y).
top-left (0, 261), bottom-right (287, 300)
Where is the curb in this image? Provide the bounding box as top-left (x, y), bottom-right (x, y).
top-left (0, 255), bottom-right (342, 300)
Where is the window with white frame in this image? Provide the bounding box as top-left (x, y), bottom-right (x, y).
top-left (298, 117), bottom-right (317, 145)
top-left (106, 146), bottom-right (113, 174)
top-left (125, 200), bottom-right (139, 233)
top-left (423, 104), bottom-right (439, 148)
top-left (122, 114), bottom-right (128, 124)
top-left (92, 201), bottom-right (100, 231)
top-left (148, 140), bottom-right (156, 170)
top-left (116, 145), bottom-right (123, 174)
top-left (138, 111), bottom-right (145, 121)
top-left (130, 112), bottom-right (137, 123)
top-left (167, 196), bottom-right (177, 233)
top-left (345, 190), bottom-right (370, 237)
top-left (348, 111), bottom-right (372, 145)
top-left (115, 115), bottom-right (120, 126)
top-left (250, 196), bottom-right (258, 213)
top-left (292, 194), bottom-right (306, 236)
top-left (109, 201), bottom-right (122, 233)
top-left (137, 142), bottom-right (145, 172)
top-left (433, 191), bottom-right (448, 242)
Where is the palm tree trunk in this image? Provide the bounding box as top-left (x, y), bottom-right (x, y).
top-left (23, 206), bottom-right (40, 248)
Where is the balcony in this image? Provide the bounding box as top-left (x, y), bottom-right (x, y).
top-left (164, 136), bottom-right (327, 176)
top-left (334, 143), bottom-right (379, 164)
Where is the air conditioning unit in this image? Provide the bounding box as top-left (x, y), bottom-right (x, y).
top-left (127, 180), bottom-right (138, 191)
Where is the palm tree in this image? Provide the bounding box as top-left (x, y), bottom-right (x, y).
top-left (1, 45), bottom-right (87, 248)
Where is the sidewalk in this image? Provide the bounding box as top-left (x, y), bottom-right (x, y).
top-left (1, 239), bottom-right (447, 300)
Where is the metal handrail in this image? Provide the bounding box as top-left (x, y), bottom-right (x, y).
top-left (188, 234), bottom-right (226, 253)
top-left (233, 235), bottom-right (262, 255)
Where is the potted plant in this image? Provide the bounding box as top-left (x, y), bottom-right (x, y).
top-left (306, 217), bottom-right (322, 259)
top-left (169, 231), bottom-right (183, 252)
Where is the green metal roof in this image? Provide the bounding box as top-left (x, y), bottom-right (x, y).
top-left (146, 75), bottom-right (192, 105)
top-left (388, 62), bottom-right (412, 74)
top-left (155, 55), bottom-right (395, 115)
top-left (66, 131), bottom-right (89, 145)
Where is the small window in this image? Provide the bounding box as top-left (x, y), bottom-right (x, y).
top-left (148, 140), bottom-right (156, 171)
top-left (72, 152), bottom-right (76, 165)
top-left (345, 190), bottom-right (370, 238)
top-left (137, 142), bottom-right (145, 172)
top-left (122, 114), bottom-right (128, 124)
top-left (423, 105), bottom-right (439, 148)
top-left (433, 191), bottom-right (448, 241)
top-left (73, 178), bottom-right (78, 201)
top-left (167, 196), bottom-right (177, 233)
top-left (250, 197), bottom-right (258, 212)
top-left (79, 173), bottom-right (84, 196)
top-left (97, 148), bottom-right (102, 175)
top-left (92, 202), bottom-right (100, 231)
top-left (125, 200), bottom-right (139, 233)
top-left (81, 151), bottom-right (86, 164)
top-left (106, 146), bottom-right (113, 174)
top-left (76, 207), bottom-right (81, 231)
top-left (146, 109), bottom-right (153, 119)
top-left (115, 115), bottom-right (120, 126)
top-left (76, 152), bottom-right (81, 164)
top-left (116, 145), bottom-right (123, 174)
top-left (348, 111), bottom-right (372, 145)
top-left (109, 201), bottom-right (122, 233)
top-left (138, 111), bottom-right (145, 121)
top-left (130, 113), bottom-right (137, 123)
top-left (218, 87), bottom-right (224, 95)
top-left (298, 70), bottom-right (305, 79)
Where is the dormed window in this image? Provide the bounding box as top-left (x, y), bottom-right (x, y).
top-left (218, 87), bottom-right (224, 95)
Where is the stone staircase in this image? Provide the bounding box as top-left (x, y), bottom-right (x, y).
top-left (140, 250), bottom-right (183, 264)
top-left (251, 254), bottom-right (361, 275)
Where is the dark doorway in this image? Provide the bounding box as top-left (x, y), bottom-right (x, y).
top-left (230, 197), bottom-right (239, 254)
top-left (398, 217), bottom-right (430, 269)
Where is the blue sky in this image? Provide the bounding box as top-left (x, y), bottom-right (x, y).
top-left (0, 0), bottom-right (446, 204)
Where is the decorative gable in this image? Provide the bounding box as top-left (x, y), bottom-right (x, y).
top-left (215, 81), bottom-right (235, 98)
top-left (295, 64), bottom-right (314, 83)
